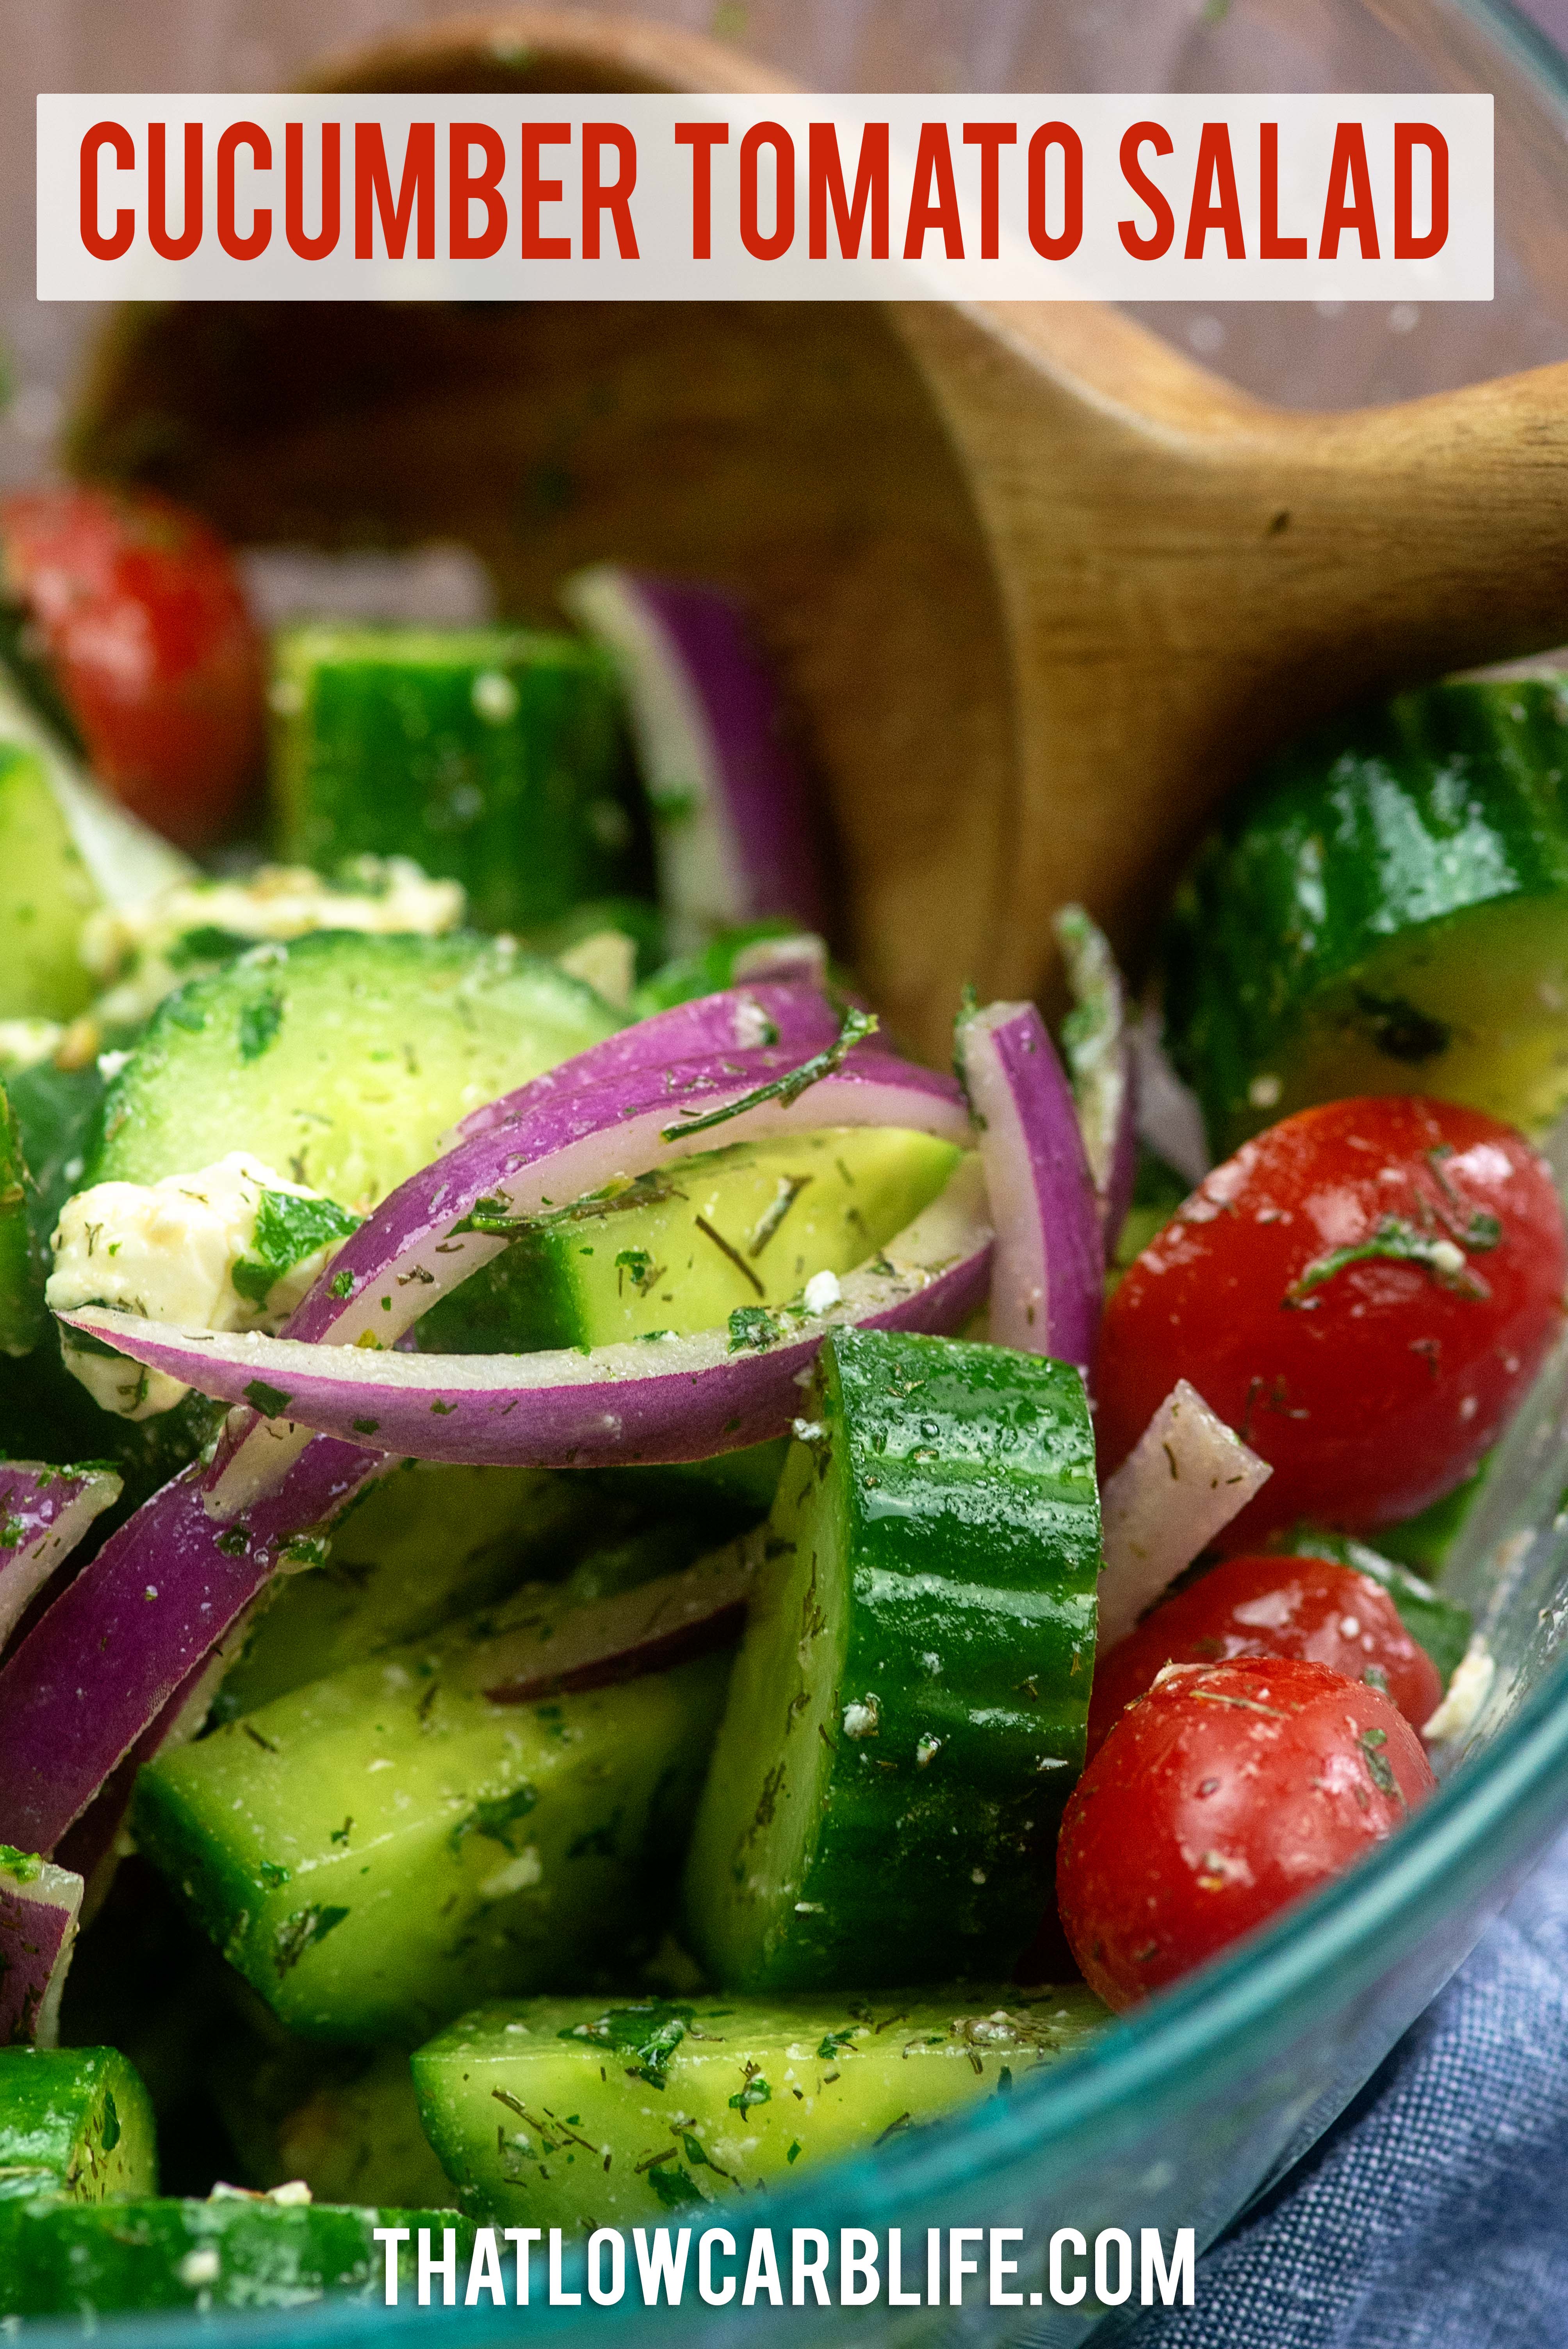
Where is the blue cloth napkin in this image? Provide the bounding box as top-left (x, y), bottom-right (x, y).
top-left (1112, 1822), bottom-right (1568, 2349)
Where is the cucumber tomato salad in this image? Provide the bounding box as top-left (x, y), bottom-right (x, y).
top-left (0, 483), bottom-right (1558, 2317)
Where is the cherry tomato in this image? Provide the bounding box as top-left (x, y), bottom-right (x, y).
top-left (1085, 1553), bottom-right (1443, 1761)
top-left (0, 485), bottom-right (264, 848)
top-left (1057, 1656), bottom-right (1435, 2010)
top-left (1094, 1096), bottom-right (1566, 1540)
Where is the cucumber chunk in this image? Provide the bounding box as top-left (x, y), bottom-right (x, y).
top-left (87, 929), bottom-right (624, 1212)
top-left (413, 1987), bottom-right (1105, 2228)
top-left (271, 626), bottom-right (635, 935)
top-left (418, 1126), bottom-right (962, 1355)
top-left (214, 1465), bottom-right (602, 1720)
top-left (1276, 1528), bottom-right (1473, 1688)
top-left (1163, 677), bottom-right (1568, 1151)
top-left (0, 2045), bottom-right (155, 2204)
top-left (212, 2040), bottom-right (454, 2211)
top-left (0, 2194), bottom-right (465, 2317)
top-left (683, 1329), bottom-right (1101, 1991)
top-left (134, 1585), bottom-right (732, 2044)
top-left (0, 673), bottom-right (192, 1021)
top-left (216, 1476), bottom-right (707, 1722)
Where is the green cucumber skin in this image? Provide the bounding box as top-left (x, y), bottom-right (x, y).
top-left (0, 741), bottom-right (99, 1021)
top-left (412, 1987), bottom-right (1106, 2230)
top-left (0, 1078), bottom-right (43, 1357)
top-left (1162, 678), bottom-right (1568, 1153)
top-left (684, 1330), bottom-right (1101, 1992)
top-left (134, 1636), bottom-right (731, 2048)
top-left (271, 626), bottom-right (636, 936)
top-left (1277, 1527), bottom-right (1473, 1687)
top-left (0, 2197), bottom-right (466, 2317)
top-left (0, 2046), bottom-right (156, 2205)
top-left (87, 929), bottom-right (624, 1213)
top-left (418, 1128), bottom-right (961, 1357)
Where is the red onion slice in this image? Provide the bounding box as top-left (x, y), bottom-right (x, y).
top-left (63, 1158), bottom-right (991, 1472)
top-left (561, 566), bottom-right (827, 948)
top-left (1054, 906), bottom-right (1137, 1250)
top-left (471, 1538), bottom-right (758, 1704)
top-left (0, 1852), bottom-right (82, 2046)
top-left (454, 979), bottom-right (843, 1145)
top-left (203, 1023), bottom-right (969, 1508)
top-left (0, 1438), bottom-right (381, 1855)
top-left (0, 1464), bottom-right (122, 1654)
top-left (955, 1001), bottom-right (1101, 1370)
top-left (1097, 1379), bottom-right (1272, 1647)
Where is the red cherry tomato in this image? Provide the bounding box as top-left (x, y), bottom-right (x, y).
top-left (1094, 1096), bottom-right (1566, 1541)
top-left (1, 485), bottom-right (264, 848)
top-left (1057, 1656), bottom-right (1436, 2010)
top-left (1085, 1553), bottom-right (1443, 1761)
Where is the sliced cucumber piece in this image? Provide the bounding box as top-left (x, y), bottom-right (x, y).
top-left (270, 626), bottom-right (636, 935)
top-left (683, 1329), bottom-right (1100, 1991)
top-left (212, 2040), bottom-right (454, 2212)
top-left (418, 1126), bottom-right (962, 1355)
top-left (134, 1586), bottom-right (731, 2044)
top-left (0, 672), bottom-right (192, 1021)
top-left (0, 2194), bottom-right (465, 2317)
top-left (216, 1475), bottom-right (701, 1722)
top-left (415, 1986), bottom-right (1104, 2228)
top-left (1163, 677), bottom-right (1568, 1151)
top-left (87, 929), bottom-right (624, 1213)
top-left (0, 743), bottom-right (100, 1020)
top-left (1276, 1527), bottom-right (1473, 1688)
top-left (0, 2045), bottom-right (155, 2205)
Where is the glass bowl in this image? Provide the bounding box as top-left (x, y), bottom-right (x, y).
top-left (29, 1), bottom-right (1568, 2340)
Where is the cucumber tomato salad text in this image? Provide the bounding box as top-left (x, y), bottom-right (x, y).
top-left (0, 484), bottom-right (1558, 2317)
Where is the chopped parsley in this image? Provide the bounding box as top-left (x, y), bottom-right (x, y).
top-left (232, 1190), bottom-right (361, 1307)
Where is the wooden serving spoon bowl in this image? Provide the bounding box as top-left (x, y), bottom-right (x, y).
top-left (68, 8), bottom-right (1568, 1060)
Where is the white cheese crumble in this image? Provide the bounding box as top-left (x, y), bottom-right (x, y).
top-left (0, 1019), bottom-right (63, 1075)
top-left (176, 2249), bottom-right (221, 2288)
top-left (555, 927), bottom-right (637, 1008)
top-left (82, 857), bottom-right (466, 1026)
top-left (47, 1152), bottom-right (349, 1420)
top-left (802, 1269), bottom-right (842, 1315)
top-left (478, 1846), bottom-right (543, 1901)
top-left (1422, 1634), bottom-right (1496, 1745)
top-left (841, 1696), bottom-right (880, 1740)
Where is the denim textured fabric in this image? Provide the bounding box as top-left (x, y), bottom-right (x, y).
top-left (1108, 1823), bottom-right (1568, 2349)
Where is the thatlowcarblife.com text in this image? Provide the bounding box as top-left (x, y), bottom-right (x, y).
top-left (373, 2222), bottom-right (1197, 2311)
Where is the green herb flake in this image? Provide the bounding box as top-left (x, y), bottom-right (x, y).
top-left (0, 1845), bottom-right (42, 1884)
top-left (0, 1518), bottom-right (23, 1549)
top-left (786, 2139), bottom-right (802, 2164)
top-left (727, 1304), bottom-right (780, 1353)
top-left (233, 1190), bottom-right (362, 1308)
top-left (1286, 1214), bottom-right (1495, 1308)
top-left (728, 2066), bottom-right (772, 2115)
top-left (1357, 1725), bottom-right (1403, 1803)
top-left (273, 1903), bottom-right (351, 1977)
top-left (329, 1269), bottom-right (355, 1299)
top-left (214, 1527), bottom-right (250, 1558)
top-left (351, 1417), bottom-right (381, 1437)
top-left (237, 991), bottom-right (285, 1065)
top-left (453, 1785), bottom-right (539, 1856)
top-left (243, 1379), bottom-right (293, 1419)
top-left (647, 2163), bottom-right (704, 2210)
top-left (816, 2027), bottom-right (861, 2062)
top-left (559, 2000), bottom-right (695, 2089)
top-left (100, 2092), bottom-right (120, 2153)
top-left (661, 1003), bottom-right (880, 1143)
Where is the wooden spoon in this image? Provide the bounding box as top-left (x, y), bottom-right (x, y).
top-left (68, 8), bottom-right (1568, 1059)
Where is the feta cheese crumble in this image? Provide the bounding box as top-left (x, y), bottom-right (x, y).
top-left (82, 858), bottom-right (466, 1027)
top-left (1422, 1634), bottom-right (1496, 1745)
top-left (47, 1153), bottom-right (353, 1419)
